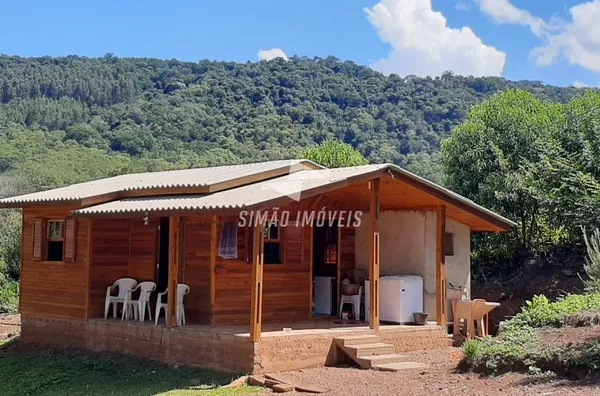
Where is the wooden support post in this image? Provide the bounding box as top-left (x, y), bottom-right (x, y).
top-left (436, 206), bottom-right (447, 327)
top-left (369, 178), bottom-right (381, 331)
top-left (167, 216), bottom-right (181, 328)
top-left (209, 215), bottom-right (218, 315)
top-left (250, 220), bottom-right (265, 342)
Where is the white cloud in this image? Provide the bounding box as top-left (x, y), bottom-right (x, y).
top-left (473, 0), bottom-right (600, 74)
top-left (475, 0), bottom-right (548, 37)
top-left (257, 48), bottom-right (289, 62)
top-left (573, 80), bottom-right (589, 88)
top-left (532, 1), bottom-right (600, 73)
top-left (365, 0), bottom-right (506, 77)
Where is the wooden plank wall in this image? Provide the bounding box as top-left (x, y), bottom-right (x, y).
top-left (211, 216), bottom-right (312, 325)
top-left (262, 222), bottom-right (310, 322)
top-left (20, 207), bottom-right (90, 320)
top-left (182, 217), bottom-right (211, 324)
top-left (88, 218), bottom-right (158, 318)
top-left (212, 218), bottom-right (253, 325)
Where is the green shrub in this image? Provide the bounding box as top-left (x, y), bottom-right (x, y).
top-left (501, 293), bottom-right (600, 333)
top-left (462, 292), bottom-right (600, 375)
top-left (0, 273), bottom-right (19, 312)
top-left (463, 326), bottom-right (539, 373)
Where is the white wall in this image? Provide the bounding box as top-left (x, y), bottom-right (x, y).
top-left (354, 210), bottom-right (470, 322)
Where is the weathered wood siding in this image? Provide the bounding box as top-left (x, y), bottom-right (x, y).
top-left (20, 206), bottom-right (90, 320)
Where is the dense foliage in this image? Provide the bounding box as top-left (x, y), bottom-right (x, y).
top-left (442, 90), bottom-right (600, 259)
top-left (0, 54), bottom-right (585, 191)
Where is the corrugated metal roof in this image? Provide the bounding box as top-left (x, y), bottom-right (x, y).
top-left (72, 164), bottom-right (516, 231)
top-left (0, 159), bottom-right (319, 205)
top-left (73, 165), bottom-right (387, 215)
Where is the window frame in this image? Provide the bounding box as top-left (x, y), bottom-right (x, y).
top-left (444, 232), bottom-right (454, 256)
top-left (264, 222), bottom-right (283, 264)
top-left (45, 219), bottom-right (66, 262)
top-left (247, 222), bottom-right (284, 265)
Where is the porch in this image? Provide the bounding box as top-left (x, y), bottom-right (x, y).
top-left (21, 315), bottom-right (450, 373)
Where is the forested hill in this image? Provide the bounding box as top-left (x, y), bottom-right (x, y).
top-left (0, 54), bottom-right (584, 191)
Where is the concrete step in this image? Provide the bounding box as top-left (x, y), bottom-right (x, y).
top-left (334, 335), bottom-right (381, 347)
top-left (373, 361), bottom-right (428, 372)
top-left (356, 353), bottom-right (408, 368)
top-left (348, 343), bottom-right (396, 357)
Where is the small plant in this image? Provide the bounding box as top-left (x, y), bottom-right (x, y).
top-left (583, 227), bottom-right (600, 293)
top-left (463, 339), bottom-right (482, 361)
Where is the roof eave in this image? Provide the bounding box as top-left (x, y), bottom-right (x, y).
top-left (385, 165), bottom-right (516, 232)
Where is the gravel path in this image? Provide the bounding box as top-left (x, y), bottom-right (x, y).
top-left (258, 348), bottom-right (600, 396)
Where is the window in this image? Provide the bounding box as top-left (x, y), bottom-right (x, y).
top-left (46, 220), bottom-right (65, 261)
top-left (246, 222), bottom-right (283, 264)
top-left (444, 232), bottom-right (454, 256)
top-left (264, 222), bottom-right (282, 264)
top-left (264, 222), bottom-right (279, 241)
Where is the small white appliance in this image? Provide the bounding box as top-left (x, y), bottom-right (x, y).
top-left (314, 276), bottom-right (337, 316)
top-left (365, 275), bottom-right (424, 324)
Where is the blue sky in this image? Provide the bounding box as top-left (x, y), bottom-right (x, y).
top-left (2, 0), bottom-right (600, 87)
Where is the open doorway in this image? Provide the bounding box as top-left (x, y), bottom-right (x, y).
top-left (312, 223), bottom-right (339, 317)
top-left (156, 218), bottom-right (170, 293)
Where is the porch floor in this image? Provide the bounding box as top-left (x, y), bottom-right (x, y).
top-left (91, 316), bottom-right (443, 338)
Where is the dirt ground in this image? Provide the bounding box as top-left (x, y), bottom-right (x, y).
top-left (258, 348), bottom-right (600, 396)
top-left (540, 325), bottom-right (600, 348)
top-left (0, 313), bottom-right (20, 343)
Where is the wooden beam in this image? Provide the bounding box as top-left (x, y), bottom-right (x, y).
top-left (436, 206), bottom-right (447, 327)
top-left (250, 220), bottom-right (265, 342)
top-left (167, 216), bottom-right (181, 328)
top-left (209, 215), bottom-right (218, 317)
top-left (369, 178), bottom-right (380, 331)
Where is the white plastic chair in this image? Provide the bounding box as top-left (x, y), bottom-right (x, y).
top-left (104, 278), bottom-right (137, 320)
top-left (155, 284), bottom-right (190, 326)
top-left (124, 281), bottom-right (156, 322)
top-left (339, 286), bottom-right (363, 320)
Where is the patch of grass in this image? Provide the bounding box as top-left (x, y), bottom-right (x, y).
top-left (0, 342), bottom-right (260, 396)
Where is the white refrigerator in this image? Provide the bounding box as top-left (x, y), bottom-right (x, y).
top-left (365, 275), bottom-right (424, 324)
top-left (314, 276), bottom-right (337, 316)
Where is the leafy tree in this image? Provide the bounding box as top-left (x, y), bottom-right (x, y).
top-left (302, 140), bottom-right (368, 168)
top-left (442, 89), bottom-right (600, 257)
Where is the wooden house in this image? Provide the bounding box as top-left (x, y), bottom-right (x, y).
top-left (0, 160), bottom-right (514, 373)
